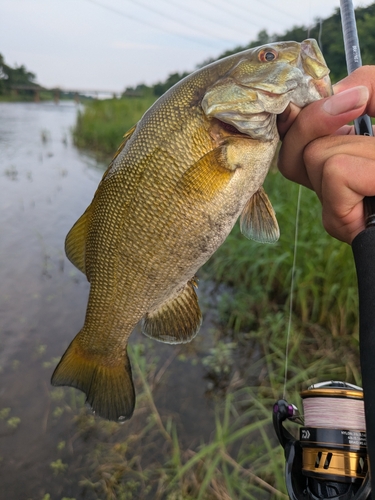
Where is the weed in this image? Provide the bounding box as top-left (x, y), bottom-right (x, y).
top-left (41, 129), bottom-right (50, 143)
top-left (7, 417), bottom-right (21, 429)
top-left (202, 340), bottom-right (237, 378)
top-left (0, 408), bottom-right (11, 420)
top-left (72, 96), bottom-right (157, 157)
top-left (50, 459), bottom-right (68, 475)
top-left (4, 165), bottom-right (18, 180)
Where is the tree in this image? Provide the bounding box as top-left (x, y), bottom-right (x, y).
top-left (0, 53), bottom-right (37, 95)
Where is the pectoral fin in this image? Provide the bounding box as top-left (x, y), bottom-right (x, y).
top-left (141, 279), bottom-right (202, 344)
top-left (179, 147), bottom-right (235, 201)
top-left (240, 187), bottom-right (280, 243)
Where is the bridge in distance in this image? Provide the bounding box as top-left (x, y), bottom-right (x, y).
top-left (9, 84), bottom-right (139, 102)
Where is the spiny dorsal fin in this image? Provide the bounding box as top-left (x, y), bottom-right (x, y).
top-left (141, 278), bottom-right (202, 344)
top-left (108, 124), bottom-right (137, 168)
top-left (64, 124), bottom-right (138, 276)
top-left (240, 187), bottom-right (280, 243)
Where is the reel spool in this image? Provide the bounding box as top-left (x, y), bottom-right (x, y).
top-left (273, 381), bottom-right (371, 500)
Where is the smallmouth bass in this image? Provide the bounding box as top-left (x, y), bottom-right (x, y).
top-left (52, 39), bottom-right (331, 421)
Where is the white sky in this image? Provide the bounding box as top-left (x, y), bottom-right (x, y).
top-left (0, 0), bottom-right (374, 92)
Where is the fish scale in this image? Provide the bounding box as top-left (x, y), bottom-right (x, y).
top-left (52, 39), bottom-right (332, 421)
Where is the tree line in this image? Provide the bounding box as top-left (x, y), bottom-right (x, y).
top-left (126, 2), bottom-right (375, 97)
top-left (0, 53), bottom-right (39, 95)
top-left (2, 2), bottom-right (375, 98)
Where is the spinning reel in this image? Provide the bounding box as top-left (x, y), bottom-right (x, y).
top-left (273, 381), bottom-right (371, 500)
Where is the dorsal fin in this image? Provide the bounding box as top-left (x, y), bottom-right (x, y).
top-left (240, 187), bottom-right (280, 243)
top-left (141, 278), bottom-right (202, 344)
top-left (109, 124), bottom-right (137, 167)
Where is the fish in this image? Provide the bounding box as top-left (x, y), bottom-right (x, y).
top-left (52, 39), bottom-right (331, 421)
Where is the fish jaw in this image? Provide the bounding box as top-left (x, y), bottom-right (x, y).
top-left (290, 38), bottom-right (332, 106)
top-left (201, 39), bottom-right (331, 141)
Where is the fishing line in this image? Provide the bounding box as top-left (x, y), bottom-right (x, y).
top-left (283, 184), bottom-right (302, 399)
top-left (303, 396), bottom-right (365, 429)
top-left (283, 10), bottom-right (324, 401)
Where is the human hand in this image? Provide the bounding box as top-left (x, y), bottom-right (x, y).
top-left (277, 66), bottom-right (375, 244)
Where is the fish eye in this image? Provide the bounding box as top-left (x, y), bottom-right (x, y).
top-left (259, 49), bottom-right (277, 62)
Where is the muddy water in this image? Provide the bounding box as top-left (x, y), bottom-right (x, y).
top-left (0, 102), bottom-right (224, 499)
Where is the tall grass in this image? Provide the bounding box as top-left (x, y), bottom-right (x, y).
top-left (73, 96), bottom-right (157, 157)
top-left (203, 168), bottom-right (358, 339)
top-left (45, 315), bottom-right (359, 500)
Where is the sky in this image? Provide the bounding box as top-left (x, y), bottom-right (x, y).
top-left (1, 0), bottom-right (374, 93)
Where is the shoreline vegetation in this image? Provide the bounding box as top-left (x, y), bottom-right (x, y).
top-left (5, 5), bottom-right (374, 498)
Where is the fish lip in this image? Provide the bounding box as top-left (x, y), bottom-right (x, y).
top-left (312, 74), bottom-right (333, 98)
top-left (256, 87), bottom-right (295, 98)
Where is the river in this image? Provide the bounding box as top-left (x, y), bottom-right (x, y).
top-left (0, 101), bottom-right (240, 500)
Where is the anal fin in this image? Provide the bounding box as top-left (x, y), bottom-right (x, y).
top-left (142, 279), bottom-right (202, 344)
top-left (240, 186), bottom-right (280, 243)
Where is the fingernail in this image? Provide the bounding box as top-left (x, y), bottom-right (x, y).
top-left (323, 86), bottom-right (369, 115)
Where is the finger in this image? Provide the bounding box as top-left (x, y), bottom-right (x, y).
top-left (333, 66), bottom-right (375, 116)
top-left (278, 86), bottom-right (369, 188)
top-left (320, 154), bottom-right (375, 243)
top-left (333, 125), bottom-right (354, 136)
top-left (277, 103), bottom-right (301, 139)
top-left (332, 124), bottom-right (375, 137)
top-left (303, 135), bottom-right (375, 200)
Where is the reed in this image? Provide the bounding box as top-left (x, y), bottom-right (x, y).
top-left (73, 96), bottom-right (156, 157)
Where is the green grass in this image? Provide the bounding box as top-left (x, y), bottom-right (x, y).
top-left (203, 169), bottom-right (358, 338)
top-left (73, 96), bottom-right (157, 158)
top-left (43, 318), bottom-right (359, 500)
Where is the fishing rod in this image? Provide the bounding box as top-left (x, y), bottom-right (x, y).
top-left (273, 1), bottom-right (375, 498)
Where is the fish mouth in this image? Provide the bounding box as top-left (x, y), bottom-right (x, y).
top-left (258, 88), bottom-right (292, 98)
top-left (299, 39), bottom-right (332, 99)
top-left (211, 110), bottom-right (275, 141)
top-left (312, 74), bottom-right (333, 98)
top-left (216, 119), bottom-right (248, 136)
top-left (209, 116), bottom-right (258, 145)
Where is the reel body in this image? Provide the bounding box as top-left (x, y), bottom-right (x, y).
top-left (273, 381), bottom-right (371, 500)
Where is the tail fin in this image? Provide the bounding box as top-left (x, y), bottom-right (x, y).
top-left (51, 336), bottom-right (135, 422)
